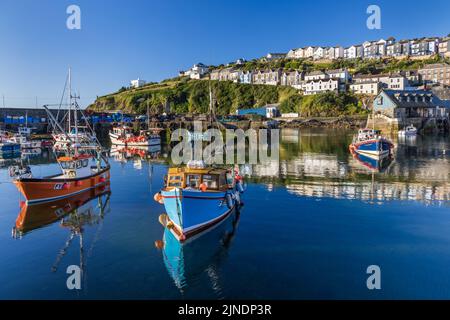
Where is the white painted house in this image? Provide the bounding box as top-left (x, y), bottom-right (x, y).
top-left (344, 45), bottom-right (363, 59)
top-left (130, 78), bottom-right (146, 88)
top-left (302, 78), bottom-right (340, 95)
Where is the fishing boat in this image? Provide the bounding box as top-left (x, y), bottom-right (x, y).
top-left (349, 128), bottom-right (394, 159)
top-left (154, 161), bottom-right (244, 242)
top-left (109, 125), bottom-right (160, 147)
top-left (398, 124), bottom-right (418, 137)
top-left (11, 69), bottom-right (111, 204)
top-left (53, 127), bottom-right (96, 145)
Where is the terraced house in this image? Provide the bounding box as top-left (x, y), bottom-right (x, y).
top-left (281, 70), bottom-right (305, 88)
top-left (418, 63), bottom-right (450, 86)
top-left (252, 69), bottom-right (282, 85)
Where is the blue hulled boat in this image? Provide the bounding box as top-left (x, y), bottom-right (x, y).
top-left (154, 161), bottom-right (244, 242)
top-left (349, 129), bottom-right (394, 159)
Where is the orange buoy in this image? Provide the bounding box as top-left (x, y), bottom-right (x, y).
top-left (153, 192), bottom-right (164, 204)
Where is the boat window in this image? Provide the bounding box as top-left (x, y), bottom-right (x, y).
top-left (202, 174), bottom-right (218, 189)
top-left (186, 174), bottom-right (201, 188)
top-left (219, 174), bottom-right (227, 187)
top-left (76, 161), bottom-right (83, 169)
top-left (61, 161), bottom-right (76, 169)
top-left (226, 172), bottom-right (233, 185)
top-left (168, 175), bottom-right (182, 188)
top-left (82, 159), bottom-right (89, 167)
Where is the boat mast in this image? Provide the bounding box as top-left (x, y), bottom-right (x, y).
top-left (68, 68), bottom-right (72, 135)
top-left (147, 99), bottom-right (150, 130)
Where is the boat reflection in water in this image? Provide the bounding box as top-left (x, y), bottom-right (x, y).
top-left (13, 183), bottom-right (111, 237)
top-left (350, 148), bottom-right (393, 173)
top-left (12, 184), bottom-right (111, 286)
top-left (110, 145), bottom-right (162, 165)
top-left (155, 209), bottom-right (241, 296)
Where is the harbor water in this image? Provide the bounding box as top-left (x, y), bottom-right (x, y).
top-left (0, 128), bottom-right (449, 299)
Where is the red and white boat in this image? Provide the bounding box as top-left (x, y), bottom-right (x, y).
top-left (109, 125), bottom-right (160, 147)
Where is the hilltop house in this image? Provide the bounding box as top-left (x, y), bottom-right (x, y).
top-left (239, 71), bottom-right (253, 84)
top-left (304, 46), bottom-right (316, 58)
top-left (344, 45), bottom-right (363, 59)
top-left (325, 46), bottom-right (344, 60)
top-left (265, 53), bottom-right (286, 61)
top-left (287, 47), bottom-right (305, 59)
top-left (302, 78), bottom-right (342, 95)
top-left (386, 40), bottom-right (410, 57)
top-left (252, 69), bottom-right (282, 85)
top-left (313, 47), bottom-right (325, 60)
top-left (181, 63), bottom-right (209, 79)
top-left (130, 78), bottom-right (146, 88)
top-left (363, 39), bottom-right (387, 59)
top-left (438, 38), bottom-right (450, 57)
top-left (327, 69), bottom-right (351, 83)
top-left (304, 70), bottom-right (328, 81)
top-left (350, 81), bottom-right (382, 95)
top-left (410, 38), bottom-right (439, 56)
top-left (281, 70), bottom-right (305, 88)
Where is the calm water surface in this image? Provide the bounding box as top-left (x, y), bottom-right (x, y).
top-left (0, 128), bottom-right (449, 299)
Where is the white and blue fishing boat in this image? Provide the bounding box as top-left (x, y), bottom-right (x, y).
top-left (154, 161), bottom-right (244, 242)
top-left (349, 129), bottom-right (394, 159)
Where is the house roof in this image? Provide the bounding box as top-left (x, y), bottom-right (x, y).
top-left (381, 89), bottom-right (439, 108)
top-left (306, 70), bottom-right (327, 76)
top-left (354, 73), bottom-right (390, 79)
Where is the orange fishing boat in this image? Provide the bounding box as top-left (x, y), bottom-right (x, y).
top-left (13, 153), bottom-right (110, 203)
top-left (11, 69), bottom-right (111, 204)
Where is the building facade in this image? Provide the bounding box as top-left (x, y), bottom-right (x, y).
top-left (418, 63), bottom-right (450, 86)
top-left (350, 81), bottom-right (381, 95)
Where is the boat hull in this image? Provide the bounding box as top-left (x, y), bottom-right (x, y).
top-left (160, 189), bottom-right (237, 241)
top-left (13, 167), bottom-right (110, 203)
top-left (350, 138), bottom-right (393, 159)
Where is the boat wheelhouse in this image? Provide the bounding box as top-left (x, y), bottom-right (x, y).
top-left (155, 162), bottom-right (244, 242)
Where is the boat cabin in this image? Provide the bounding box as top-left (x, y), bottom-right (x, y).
top-left (112, 126), bottom-right (133, 138)
top-left (57, 154), bottom-right (97, 178)
top-left (164, 166), bottom-right (233, 192)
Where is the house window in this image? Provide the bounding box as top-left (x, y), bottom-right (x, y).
top-left (378, 97), bottom-right (383, 105)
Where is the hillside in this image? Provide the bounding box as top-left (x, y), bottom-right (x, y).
top-left (88, 55), bottom-right (449, 117)
top-left (88, 77), bottom-right (366, 117)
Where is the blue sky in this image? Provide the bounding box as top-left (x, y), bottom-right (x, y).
top-left (0, 0), bottom-right (449, 108)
